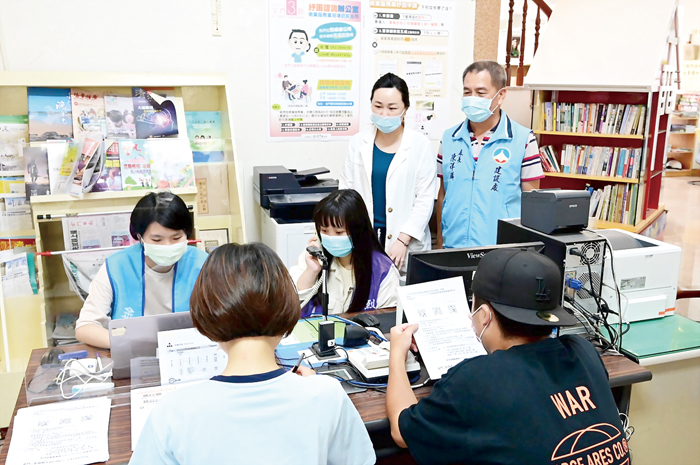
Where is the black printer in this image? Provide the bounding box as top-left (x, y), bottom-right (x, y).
top-left (253, 166), bottom-right (338, 222)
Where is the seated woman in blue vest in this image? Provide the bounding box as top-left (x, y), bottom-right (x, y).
top-left (289, 189), bottom-right (400, 316)
top-left (75, 192), bottom-right (208, 348)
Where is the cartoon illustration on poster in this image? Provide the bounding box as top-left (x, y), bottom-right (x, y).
top-left (268, 0), bottom-right (362, 141)
top-left (365, 0), bottom-right (457, 140)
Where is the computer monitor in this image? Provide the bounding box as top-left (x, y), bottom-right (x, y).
top-left (406, 242), bottom-right (545, 306)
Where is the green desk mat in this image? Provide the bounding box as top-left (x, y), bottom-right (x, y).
top-left (616, 314), bottom-right (700, 359)
top-left (291, 318), bottom-right (347, 343)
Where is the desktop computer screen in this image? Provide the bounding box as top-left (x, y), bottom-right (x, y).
top-left (406, 242), bottom-right (545, 306)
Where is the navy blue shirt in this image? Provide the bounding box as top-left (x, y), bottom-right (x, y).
top-left (371, 144), bottom-right (395, 228)
top-left (399, 335), bottom-right (631, 465)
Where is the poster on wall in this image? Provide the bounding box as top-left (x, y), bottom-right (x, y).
top-left (364, 0), bottom-right (456, 140)
top-left (268, 0), bottom-right (363, 141)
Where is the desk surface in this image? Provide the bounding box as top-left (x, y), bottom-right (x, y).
top-left (620, 314), bottom-right (700, 364)
top-left (0, 322), bottom-right (652, 464)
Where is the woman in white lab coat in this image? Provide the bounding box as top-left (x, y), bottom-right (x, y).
top-left (341, 73), bottom-right (437, 271)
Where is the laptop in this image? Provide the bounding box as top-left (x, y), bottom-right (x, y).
top-left (109, 312), bottom-right (194, 379)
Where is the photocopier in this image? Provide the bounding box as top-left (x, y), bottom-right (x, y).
top-left (253, 166), bottom-right (338, 268)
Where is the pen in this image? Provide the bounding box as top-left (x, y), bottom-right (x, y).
top-left (96, 352), bottom-right (103, 371)
top-left (291, 354), bottom-right (305, 373)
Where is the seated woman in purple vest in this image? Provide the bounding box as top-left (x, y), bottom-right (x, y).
top-left (75, 192), bottom-right (208, 348)
top-left (290, 189), bottom-right (400, 316)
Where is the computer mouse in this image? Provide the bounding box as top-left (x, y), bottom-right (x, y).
top-left (351, 313), bottom-right (381, 328)
top-left (40, 348), bottom-right (64, 366)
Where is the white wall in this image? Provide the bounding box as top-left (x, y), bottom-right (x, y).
top-left (0, 0), bottom-right (475, 241)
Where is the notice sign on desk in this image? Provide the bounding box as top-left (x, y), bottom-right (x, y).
top-left (398, 277), bottom-right (486, 380)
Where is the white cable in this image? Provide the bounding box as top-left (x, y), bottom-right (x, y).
top-left (54, 359), bottom-right (113, 400)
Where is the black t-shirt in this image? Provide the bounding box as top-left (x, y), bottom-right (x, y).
top-left (399, 335), bottom-right (631, 465)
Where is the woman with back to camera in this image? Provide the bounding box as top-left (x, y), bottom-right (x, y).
top-left (130, 242), bottom-right (375, 464)
top-left (289, 189), bottom-right (399, 316)
top-left (341, 73), bottom-right (437, 272)
top-left (75, 192), bottom-right (208, 348)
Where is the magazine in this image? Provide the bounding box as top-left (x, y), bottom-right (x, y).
top-left (0, 115), bottom-right (29, 173)
top-left (22, 146), bottom-right (51, 198)
top-left (185, 111), bottom-right (224, 163)
top-left (27, 87), bottom-right (73, 142)
top-left (147, 138), bottom-right (194, 189)
top-left (68, 139), bottom-right (100, 196)
top-left (53, 140), bottom-right (83, 194)
top-left (92, 141), bottom-right (122, 192)
top-left (104, 95), bottom-right (136, 139)
top-left (71, 89), bottom-right (106, 139)
top-left (132, 88), bottom-right (179, 139)
top-left (120, 140), bottom-right (152, 190)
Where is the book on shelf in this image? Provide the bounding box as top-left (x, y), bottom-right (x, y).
top-left (27, 87), bottom-right (73, 142)
top-left (71, 89), bottom-right (107, 140)
top-left (543, 102), bottom-right (646, 136)
top-left (540, 144), bottom-right (641, 178)
top-left (0, 115), bottom-right (29, 173)
top-left (589, 183), bottom-right (639, 226)
top-left (104, 95), bottom-right (137, 139)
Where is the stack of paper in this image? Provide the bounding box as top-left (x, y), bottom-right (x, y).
top-left (6, 397), bottom-right (111, 465)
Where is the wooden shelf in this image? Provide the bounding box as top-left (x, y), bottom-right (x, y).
top-left (534, 130), bottom-right (644, 140)
top-left (664, 169), bottom-right (693, 177)
top-left (0, 229), bottom-right (35, 238)
top-left (592, 205), bottom-right (665, 233)
top-left (543, 172), bottom-right (639, 183)
top-left (30, 187), bottom-right (197, 205)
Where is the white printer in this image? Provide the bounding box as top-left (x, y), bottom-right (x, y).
top-left (597, 229), bottom-right (681, 322)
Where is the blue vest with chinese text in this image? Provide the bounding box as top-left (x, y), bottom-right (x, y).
top-left (105, 243), bottom-right (208, 319)
top-left (441, 111), bottom-right (530, 248)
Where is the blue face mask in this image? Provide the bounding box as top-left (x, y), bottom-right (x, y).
top-left (461, 91), bottom-right (502, 123)
top-left (320, 233), bottom-right (353, 258)
top-left (370, 110), bottom-right (405, 134)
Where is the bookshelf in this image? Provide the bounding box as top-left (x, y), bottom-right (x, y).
top-left (524, 0), bottom-right (680, 235)
top-left (665, 93), bottom-right (700, 177)
top-left (0, 72), bottom-right (245, 427)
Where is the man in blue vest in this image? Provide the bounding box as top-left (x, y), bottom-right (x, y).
top-left (436, 60), bottom-right (544, 248)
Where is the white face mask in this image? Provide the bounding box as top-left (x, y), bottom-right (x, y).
top-left (470, 304), bottom-right (491, 345)
top-left (142, 240), bottom-right (188, 267)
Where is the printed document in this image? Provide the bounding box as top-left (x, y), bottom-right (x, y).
top-left (157, 327), bottom-right (227, 385)
top-left (130, 381), bottom-right (200, 450)
top-left (6, 397), bottom-right (111, 465)
top-left (398, 277), bottom-right (486, 379)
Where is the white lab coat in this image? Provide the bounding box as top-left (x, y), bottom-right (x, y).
top-left (341, 126), bottom-right (437, 261)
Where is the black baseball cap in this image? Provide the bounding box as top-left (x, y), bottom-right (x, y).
top-left (471, 248), bottom-right (577, 326)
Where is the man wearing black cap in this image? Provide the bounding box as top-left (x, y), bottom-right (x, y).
top-left (386, 248), bottom-right (631, 465)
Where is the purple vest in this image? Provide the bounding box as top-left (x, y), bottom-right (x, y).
top-left (301, 251), bottom-right (394, 317)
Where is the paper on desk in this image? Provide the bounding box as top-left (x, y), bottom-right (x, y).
top-left (157, 327), bottom-right (227, 385)
top-left (5, 396), bottom-right (111, 465)
top-left (398, 277), bottom-right (487, 380)
top-left (130, 381), bottom-right (201, 451)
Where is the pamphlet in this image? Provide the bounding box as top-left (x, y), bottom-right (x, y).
top-left (119, 139), bottom-right (152, 190)
top-left (22, 146), bottom-right (51, 198)
top-left (71, 89), bottom-right (106, 139)
top-left (27, 87), bottom-right (72, 142)
top-left (185, 111), bottom-right (224, 162)
top-left (104, 95), bottom-right (136, 138)
top-left (0, 115), bottom-right (29, 173)
top-left (133, 87), bottom-right (179, 139)
top-left (398, 277), bottom-right (487, 380)
top-left (147, 138), bottom-right (195, 189)
top-left (68, 138), bottom-right (100, 196)
top-left (157, 327), bottom-right (227, 386)
top-left (53, 140), bottom-right (82, 194)
top-left (92, 141), bottom-right (122, 192)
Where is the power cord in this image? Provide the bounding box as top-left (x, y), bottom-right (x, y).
top-left (54, 358), bottom-right (114, 400)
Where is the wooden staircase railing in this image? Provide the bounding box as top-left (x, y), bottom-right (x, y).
top-left (505, 0), bottom-right (553, 86)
